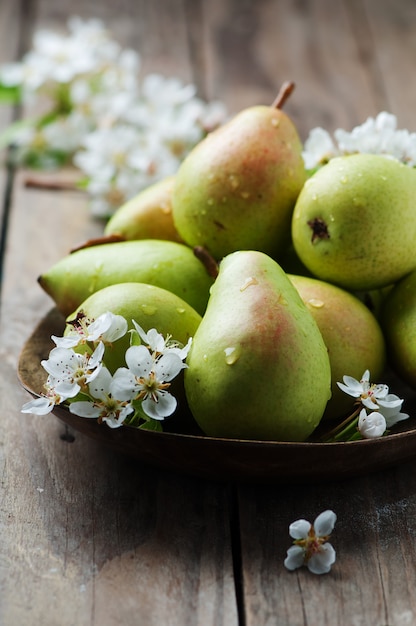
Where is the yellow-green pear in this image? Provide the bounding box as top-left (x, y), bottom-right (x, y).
top-left (104, 176), bottom-right (183, 243)
top-left (67, 282), bottom-right (202, 432)
top-left (172, 85), bottom-right (306, 261)
top-left (291, 154), bottom-right (416, 290)
top-left (67, 282), bottom-right (201, 372)
top-left (38, 239), bottom-right (214, 317)
top-left (184, 250), bottom-right (332, 441)
top-left (289, 274), bottom-right (386, 419)
top-left (381, 268), bottom-right (416, 388)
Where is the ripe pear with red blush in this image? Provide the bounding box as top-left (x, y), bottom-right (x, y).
top-left (104, 176), bottom-right (183, 243)
top-left (172, 83), bottom-right (306, 261)
top-left (184, 250), bottom-right (331, 441)
top-left (289, 274), bottom-right (386, 420)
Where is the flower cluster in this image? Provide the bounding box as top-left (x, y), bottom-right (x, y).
top-left (21, 311), bottom-right (192, 429)
top-left (323, 370), bottom-right (409, 442)
top-left (302, 112), bottom-right (416, 170)
top-left (0, 17), bottom-right (227, 216)
top-left (284, 510), bottom-right (337, 574)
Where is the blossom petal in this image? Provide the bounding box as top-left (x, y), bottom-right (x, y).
top-left (154, 352), bottom-right (186, 382)
top-left (125, 344), bottom-right (154, 376)
top-left (307, 543), bottom-right (336, 574)
top-left (288, 519), bottom-right (311, 539)
top-left (284, 545), bottom-right (305, 571)
top-left (51, 334), bottom-right (81, 348)
top-left (87, 367), bottom-right (113, 400)
top-left (142, 391), bottom-right (177, 419)
top-left (358, 409), bottom-right (386, 439)
top-left (69, 401), bottom-right (101, 418)
top-left (21, 396), bottom-right (54, 415)
top-left (337, 379), bottom-right (362, 397)
top-left (111, 367), bottom-right (138, 400)
top-left (87, 312), bottom-right (128, 342)
top-left (314, 510), bottom-right (337, 536)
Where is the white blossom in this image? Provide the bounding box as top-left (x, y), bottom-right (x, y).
top-left (132, 320), bottom-right (192, 360)
top-left (0, 17), bottom-right (227, 215)
top-left (358, 409), bottom-right (387, 439)
top-left (284, 510), bottom-right (337, 575)
top-left (69, 366), bottom-right (134, 428)
top-left (303, 111), bottom-right (416, 169)
top-left (41, 342), bottom-right (104, 397)
top-left (337, 370), bottom-right (389, 410)
top-left (53, 311), bottom-right (128, 348)
top-left (112, 344), bottom-right (187, 419)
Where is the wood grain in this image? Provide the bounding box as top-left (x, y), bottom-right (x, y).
top-left (0, 2), bottom-right (238, 625)
top-left (1, 0), bottom-right (416, 624)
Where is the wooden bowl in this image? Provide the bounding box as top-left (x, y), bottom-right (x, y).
top-left (17, 308), bottom-right (416, 483)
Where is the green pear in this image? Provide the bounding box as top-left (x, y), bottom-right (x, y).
top-left (184, 250), bottom-right (332, 441)
top-left (38, 239), bottom-right (214, 317)
top-left (67, 282), bottom-right (202, 432)
top-left (172, 90), bottom-right (306, 261)
top-left (67, 281), bottom-right (201, 372)
top-left (288, 274), bottom-right (386, 419)
top-left (291, 154), bottom-right (416, 290)
top-left (104, 176), bottom-right (183, 243)
top-left (381, 268), bottom-right (416, 388)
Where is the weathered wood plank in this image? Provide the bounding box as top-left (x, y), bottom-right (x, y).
top-left (238, 462), bottom-right (416, 625)
top-left (229, 0), bottom-right (416, 623)
top-left (359, 0), bottom-right (416, 129)
top-left (0, 2), bottom-right (239, 624)
top-left (0, 175), bottom-right (238, 625)
top-left (197, 0), bottom-right (382, 135)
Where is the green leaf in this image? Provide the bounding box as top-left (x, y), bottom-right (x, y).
top-left (0, 83), bottom-right (21, 104)
top-left (129, 328), bottom-right (142, 346)
top-left (139, 419), bottom-right (163, 432)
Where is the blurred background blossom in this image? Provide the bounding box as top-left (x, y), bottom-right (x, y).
top-left (0, 16), bottom-right (227, 216)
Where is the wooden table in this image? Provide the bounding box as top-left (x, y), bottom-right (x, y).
top-left (1, 1), bottom-right (416, 624)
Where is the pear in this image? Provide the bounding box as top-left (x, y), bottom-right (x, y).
top-left (381, 268), bottom-right (416, 388)
top-left (67, 282), bottom-right (202, 433)
top-left (104, 176), bottom-right (183, 243)
top-left (291, 154), bottom-right (416, 291)
top-left (172, 84), bottom-right (306, 261)
top-left (38, 239), bottom-right (214, 317)
top-left (67, 281), bottom-right (201, 372)
top-left (184, 250), bottom-right (332, 441)
top-left (289, 274), bottom-right (386, 419)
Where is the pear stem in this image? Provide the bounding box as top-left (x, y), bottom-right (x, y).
top-left (193, 246), bottom-right (219, 278)
top-left (272, 81), bottom-right (295, 110)
top-left (70, 234), bottom-right (125, 253)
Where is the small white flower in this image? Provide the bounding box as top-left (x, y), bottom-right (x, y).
top-left (337, 370), bottom-right (389, 410)
top-left (69, 366), bottom-right (134, 429)
top-left (358, 408), bottom-right (387, 439)
top-left (337, 371), bottom-right (409, 433)
top-left (21, 375), bottom-right (75, 416)
top-left (53, 311), bottom-right (128, 348)
top-left (284, 510), bottom-right (337, 575)
top-left (41, 342), bottom-right (104, 397)
top-left (376, 393), bottom-right (409, 427)
top-left (132, 320), bottom-right (192, 360)
top-left (85, 312), bottom-right (128, 344)
top-left (303, 111), bottom-right (416, 169)
top-left (113, 344), bottom-right (186, 419)
top-left (302, 127), bottom-right (338, 169)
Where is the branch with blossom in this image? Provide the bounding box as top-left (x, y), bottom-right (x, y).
top-left (0, 16), bottom-right (227, 217)
top-left (302, 112), bottom-right (416, 171)
top-left (21, 311), bottom-right (192, 430)
top-left (320, 369), bottom-right (409, 442)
